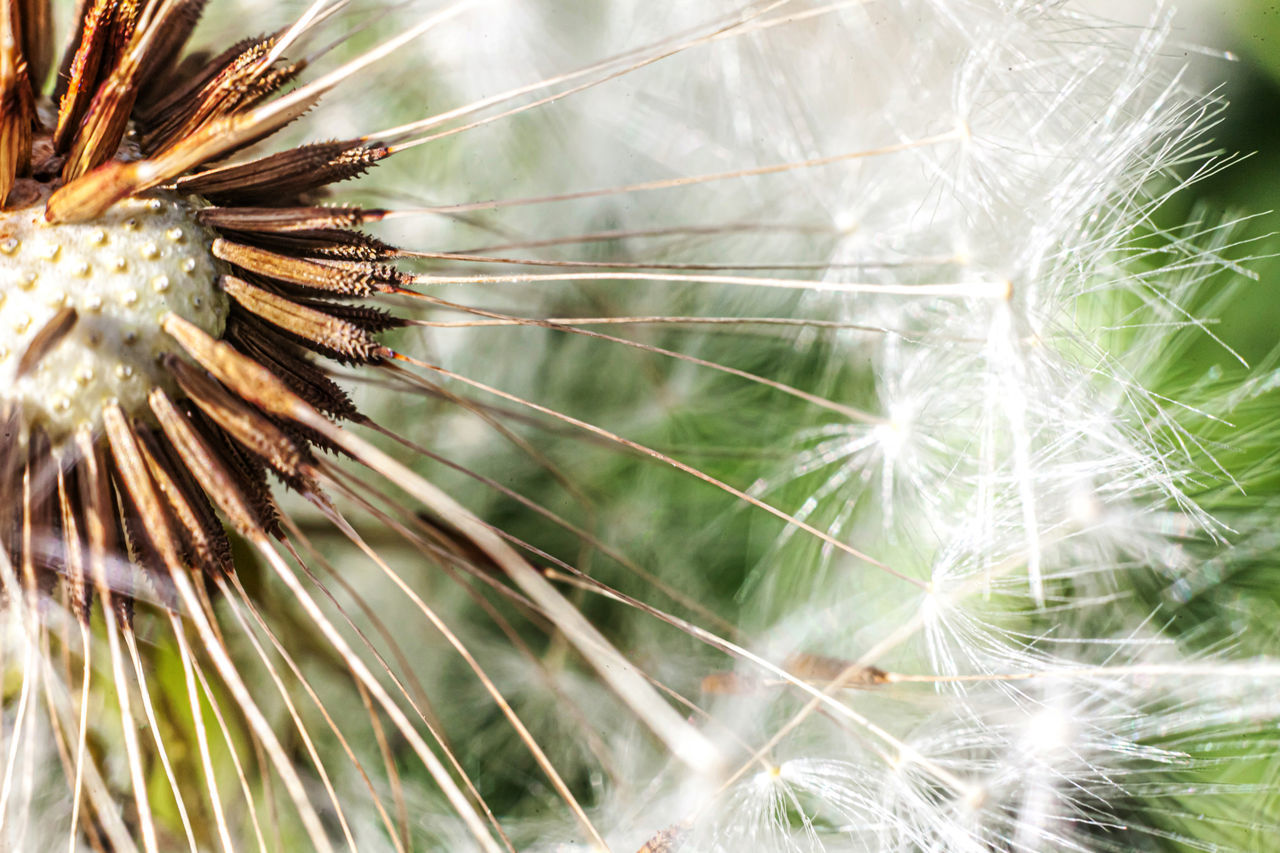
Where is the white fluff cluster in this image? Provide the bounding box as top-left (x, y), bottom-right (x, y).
top-left (392, 1), bottom-right (1275, 850)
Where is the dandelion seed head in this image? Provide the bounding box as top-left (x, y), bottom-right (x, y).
top-left (0, 0), bottom-right (1274, 849)
top-left (0, 182), bottom-right (224, 445)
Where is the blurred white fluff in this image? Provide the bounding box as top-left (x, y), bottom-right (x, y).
top-left (453, 1), bottom-right (1278, 851)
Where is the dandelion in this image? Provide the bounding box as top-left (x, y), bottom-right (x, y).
top-left (0, 0), bottom-right (1276, 851)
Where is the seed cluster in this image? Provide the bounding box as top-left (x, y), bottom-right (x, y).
top-left (0, 184), bottom-right (225, 443)
top-left (1, 0), bottom-right (411, 616)
top-left (0, 3), bottom-right (495, 848)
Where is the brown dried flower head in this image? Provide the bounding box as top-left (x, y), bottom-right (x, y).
top-left (0, 1), bottom-right (741, 850)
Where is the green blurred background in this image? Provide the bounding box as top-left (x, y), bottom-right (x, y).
top-left (1184, 1), bottom-right (1280, 365)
